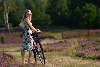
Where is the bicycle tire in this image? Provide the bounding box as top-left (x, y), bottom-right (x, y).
top-left (38, 42), bottom-right (45, 64)
top-left (32, 42), bottom-right (45, 64)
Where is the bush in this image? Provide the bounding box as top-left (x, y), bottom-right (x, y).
top-left (32, 9), bottom-right (51, 26)
top-left (20, 32), bottom-right (24, 38)
top-left (81, 3), bottom-right (97, 28)
top-left (1, 35), bottom-right (6, 44)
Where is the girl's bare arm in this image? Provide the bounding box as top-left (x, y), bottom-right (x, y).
top-left (26, 19), bottom-right (37, 32)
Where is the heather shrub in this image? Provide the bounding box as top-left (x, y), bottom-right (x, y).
top-left (62, 38), bottom-right (100, 60)
top-left (0, 53), bottom-right (17, 66)
top-left (1, 35), bottom-right (6, 44)
top-left (74, 38), bottom-right (100, 60)
top-left (20, 32), bottom-right (24, 38)
top-left (62, 30), bottom-right (100, 39)
top-left (62, 39), bottom-right (81, 56)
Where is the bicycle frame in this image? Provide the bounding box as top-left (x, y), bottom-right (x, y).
top-left (31, 32), bottom-right (45, 64)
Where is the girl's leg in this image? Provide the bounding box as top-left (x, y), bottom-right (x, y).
top-left (21, 50), bottom-right (25, 64)
top-left (28, 51), bottom-right (33, 63)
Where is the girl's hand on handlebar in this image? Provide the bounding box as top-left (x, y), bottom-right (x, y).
top-left (37, 29), bottom-right (41, 32)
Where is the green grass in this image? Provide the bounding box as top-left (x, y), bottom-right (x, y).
top-left (44, 32), bottom-right (62, 39)
top-left (44, 26), bottom-right (72, 39)
top-left (46, 26), bottom-right (72, 32)
top-left (0, 46), bottom-right (20, 51)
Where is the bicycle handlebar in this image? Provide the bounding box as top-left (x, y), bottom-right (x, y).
top-left (31, 32), bottom-right (40, 38)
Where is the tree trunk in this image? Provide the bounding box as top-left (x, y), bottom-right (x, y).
top-left (6, 12), bottom-right (10, 32)
top-left (4, 1), bottom-right (10, 32)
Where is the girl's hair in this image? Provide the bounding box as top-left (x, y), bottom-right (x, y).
top-left (22, 9), bottom-right (32, 21)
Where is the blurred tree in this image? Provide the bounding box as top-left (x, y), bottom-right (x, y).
top-left (0, 0), bottom-right (100, 29)
top-left (95, 8), bottom-right (100, 28)
top-left (24, 0), bottom-right (35, 10)
top-left (97, 8), bottom-right (100, 24)
top-left (69, 7), bottom-right (83, 28)
top-left (25, 0), bottom-right (51, 26)
top-left (80, 0), bottom-right (100, 7)
top-left (8, 0), bottom-right (25, 27)
top-left (0, 0), bottom-right (16, 31)
top-left (32, 9), bottom-right (51, 26)
top-left (48, 0), bottom-right (68, 25)
top-left (34, 0), bottom-right (49, 13)
top-left (68, 0), bottom-right (82, 10)
top-left (81, 3), bottom-right (97, 28)
top-left (0, 12), bottom-right (4, 27)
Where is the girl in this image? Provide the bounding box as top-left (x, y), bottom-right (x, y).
top-left (21, 9), bottom-right (41, 64)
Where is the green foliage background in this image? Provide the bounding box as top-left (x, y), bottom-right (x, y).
top-left (0, 0), bottom-right (100, 29)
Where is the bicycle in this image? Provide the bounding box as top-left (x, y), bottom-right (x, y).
top-left (31, 32), bottom-right (46, 64)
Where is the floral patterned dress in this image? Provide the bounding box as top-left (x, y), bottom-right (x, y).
top-left (21, 19), bottom-right (34, 51)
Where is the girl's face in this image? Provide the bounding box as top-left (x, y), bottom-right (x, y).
top-left (26, 12), bottom-right (32, 18)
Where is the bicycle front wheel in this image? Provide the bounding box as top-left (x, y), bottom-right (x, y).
top-left (37, 42), bottom-right (45, 64)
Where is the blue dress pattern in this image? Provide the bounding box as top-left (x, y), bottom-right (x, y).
top-left (21, 25), bottom-right (34, 51)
